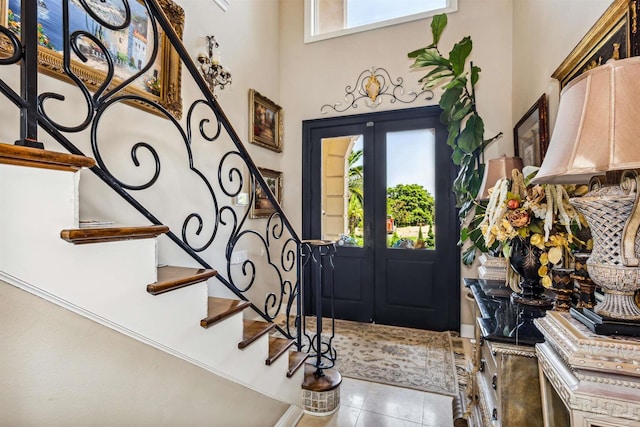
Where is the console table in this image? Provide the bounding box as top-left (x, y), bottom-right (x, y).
top-left (535, 311), bottom-right (640, 426)
top-left (465, 278), bottom-right (545, 427)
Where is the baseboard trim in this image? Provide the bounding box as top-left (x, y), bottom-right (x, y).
top-left (0, 270), bottom-right (291, 405)
top-left (460, 323), bottom-right (474, 339)
top-left (274, 405), bottom-right (304, 427)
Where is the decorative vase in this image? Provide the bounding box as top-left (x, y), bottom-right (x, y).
top-left (550, 267), bottom-right (574, 312)
top-left (508, 237), bottom-right (553, 306)
top-left (573, 252), bottom-right (596, 309)
top-left (508, 237), bottom-right (553, 342)
top-left (571, 186), bottom-right (640, 320)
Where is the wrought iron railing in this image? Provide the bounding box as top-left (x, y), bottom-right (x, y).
top-left (0, 0), bottom-right (301, 342)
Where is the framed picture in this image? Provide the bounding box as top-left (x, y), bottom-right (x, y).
top-left (249, 89), bottom-right (283, 152)
top-left (552, 0), bottom-right (640, 89)
top-left (0, 0), bottom-right (184, 119)
top-left (250, 167), bottom-right (282, 218)
top-left (514, 95), bottom-right (549, 167)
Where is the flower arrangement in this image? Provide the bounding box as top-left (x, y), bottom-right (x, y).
top-left (480, 168), bottom-right (590, 288)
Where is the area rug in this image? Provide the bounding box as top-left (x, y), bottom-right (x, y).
top-left (298, 318), bottom-right (459, 396)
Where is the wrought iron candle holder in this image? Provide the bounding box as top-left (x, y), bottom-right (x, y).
top-left (197, 36), bottom-right (232, 95)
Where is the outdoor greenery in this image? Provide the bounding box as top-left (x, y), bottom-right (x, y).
top-left (408, 14), bottom-right (502, 264)
top-left (348, 149), bottom-right (364, 237)
top-left (387, 184), bottom-right (434, 227)
top-left (346, 149), bottom-right (436, 250)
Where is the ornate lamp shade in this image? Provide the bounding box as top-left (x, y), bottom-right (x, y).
top-left (533, 57), bottom-right (640, 321)
top-left (477, 156), bottom-right (524, 201)
top-left (533, 57), bottom-right (640, 184)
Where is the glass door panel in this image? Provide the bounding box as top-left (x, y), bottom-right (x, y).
top-left (321, 135), bottom-right (364, 247)
top-left (385, 129), bottom-right (436, 249)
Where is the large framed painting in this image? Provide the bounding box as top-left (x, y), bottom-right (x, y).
top-left (514, 95), bottom-right (549, 167)
top-left (0, 0), bottom-right (184, 118)
top-left (249, 89), bottom-right (283, 152)
top-left (250, 167), bottom-right (282, 219)
top-left (552, 0), bottom-right (640, 89)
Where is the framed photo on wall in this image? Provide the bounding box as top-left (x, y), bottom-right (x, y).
top-left (249, 89), bottom-right (283, 152)
top-left (250, 167), bottom-right (282, 218)
top-left (514, 95), bottom-right (549, 167)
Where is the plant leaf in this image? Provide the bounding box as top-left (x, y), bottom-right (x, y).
top-left (431, 14), bottom-right (448, 46)
top-left (457, 114), bottom-right (484, 153)
top-left (410, 49), bottom-right (450, 68)
top-left (451, 147), bottom-right (465, 165)
top-left (471, 65), bottom-right (481, 86)
top-left (462, 246), bottom-right (477, 265)
top-left (451, 101), bottom-right (471, 121)
top-left (449, 36), bottom-right (472, 76)
top-left (439, 86), bottom-right (463, 112)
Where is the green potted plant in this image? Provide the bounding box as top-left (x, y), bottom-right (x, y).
top-left (409, 14), bottom-right (502, 264)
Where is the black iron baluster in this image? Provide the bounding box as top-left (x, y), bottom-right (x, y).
top-left (16, 0), bottom-right (42, 148)
top-left (303, 240), bottom-right (337, 377)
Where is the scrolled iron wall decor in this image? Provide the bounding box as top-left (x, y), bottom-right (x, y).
top-left (320, 66), bottom-right (434, 114)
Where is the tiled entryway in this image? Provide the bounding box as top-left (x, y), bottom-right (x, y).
top-left (296, 378), bottom-right (454, 427)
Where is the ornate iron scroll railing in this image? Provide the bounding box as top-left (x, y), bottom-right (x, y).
top-left (0, 0), bottom-right (302, 343)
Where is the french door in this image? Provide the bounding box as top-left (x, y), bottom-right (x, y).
top-left (302, 107), bottom-right (460, 331)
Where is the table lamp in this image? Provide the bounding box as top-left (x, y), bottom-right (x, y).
top-left (532, 56), bottom-right (640, 322)
top-left (477, 156), bottom-right (524, 201)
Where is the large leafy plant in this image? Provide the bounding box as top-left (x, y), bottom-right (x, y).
top-left (408, 14), bottom-right (502, 265)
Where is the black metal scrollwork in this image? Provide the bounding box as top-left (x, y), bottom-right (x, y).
top-left (0, 0), bottom-right (302, 343)
top-left (321, 66), bottom-right (434, 114)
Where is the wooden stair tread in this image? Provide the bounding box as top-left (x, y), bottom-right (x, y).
top-left (266, 336), bottom-right (295, 365)
top-left (60, 224), bottom-right (169, 244)
top-left (238, 320), bottom-right (275, 349)
top-left (287, 351), bottom-right (309, 378)
top-left (148, 266), bottom-right (217, 295)
top-left (200, 297), bottom-right (250, 328)
top-left (0, 143), bottom-right (95, 172)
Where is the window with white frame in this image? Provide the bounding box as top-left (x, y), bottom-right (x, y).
top-left (304, 0), bottom-right (457, 43)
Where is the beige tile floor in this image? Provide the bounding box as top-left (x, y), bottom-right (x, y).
top-left (296, 378), bottom-right (454, 427)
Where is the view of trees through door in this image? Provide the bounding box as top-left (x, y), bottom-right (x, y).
top-left (325, 131), bottom-right (437, 250)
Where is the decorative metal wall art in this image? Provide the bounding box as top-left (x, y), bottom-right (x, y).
top-left (320, 66), bottom-right (433, 114)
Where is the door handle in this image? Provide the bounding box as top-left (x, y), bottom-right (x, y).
top-left (365, 222), bottom-right (372, 248)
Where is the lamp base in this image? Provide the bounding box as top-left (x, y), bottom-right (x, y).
top-left (595, 289), bottom-right (640, 320)
top-left (570, 307), bottom-right (640, 337)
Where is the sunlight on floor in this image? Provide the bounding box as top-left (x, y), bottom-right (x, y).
top-left (296, 377), bottom-right (454, 427)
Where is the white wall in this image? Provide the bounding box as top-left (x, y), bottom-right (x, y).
top-left (0, 280), bottom-right (288, 426)
top-left (512, 0), bottom-right (611, 134)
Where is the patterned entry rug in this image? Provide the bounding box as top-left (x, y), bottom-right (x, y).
top-left (298, 318), bottom-right (460, 396)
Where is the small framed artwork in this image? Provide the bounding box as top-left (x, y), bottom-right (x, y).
top-left (250, 168), bottom-right (282, 218)
top-left (514, 95), bottom-right (549, 167)
top-left (249, 89), bottom-right (283, 152)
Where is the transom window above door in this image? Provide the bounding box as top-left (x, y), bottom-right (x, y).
top-left (304, 0), bottom-right (458, 43)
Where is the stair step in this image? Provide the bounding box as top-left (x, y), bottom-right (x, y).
top-left (266, 336), bottom-right (295, 365)
top-left (0, 143), bottom-right (95, 172)
top-left (147, 266), bottom-right (217, 295)
top-left (60, 224), bottom-right (169, 245)
top-left (200, 297), bottom-right (250, 328)
top-left (287, 351), bottom-right (309, 378)
top-left (238, 319), bottom-right (275, 349)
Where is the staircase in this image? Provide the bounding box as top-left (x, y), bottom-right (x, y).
top-left (0, 144), bottom-right (308, 412)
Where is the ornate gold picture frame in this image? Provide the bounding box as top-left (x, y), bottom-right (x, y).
top-left (0, 0), bottom-right (184, 119)
top-left (249, 89), bottom-right (283, 152)
top-left (552, 0), bottom-right (639, 89)
top-left (250, 167), bottom-right (282, 219)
